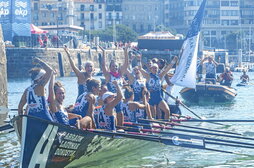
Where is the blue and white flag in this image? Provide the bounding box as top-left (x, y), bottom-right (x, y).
top-left (170, 0), bottom-right (207, 88)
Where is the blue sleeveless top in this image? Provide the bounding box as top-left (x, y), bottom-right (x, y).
top-left (146, 73), bottom-right (163, 106)
top-left (131, 79), bottom-right (146, 101)
top-left (93, 105), bottom-right (116, 131)
top-left (107, 74), bottom-right (123, 93)
top-left (26, 85), bottom-right (53, 121)
top-left (72, 92), bottom-right (89, 117)
top-left (52, 109), bottom-right (69, 125)
top-left (121, 102), bottom-right (137, 122)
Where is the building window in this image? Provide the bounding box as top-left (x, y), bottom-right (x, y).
top-left (221, 1), bottom-right (229, 6)
top-left (211, 31), bottom-right (216, 35)
top-left (99, 21), bottom-right (102, 28)
top-left (80, 5), bottom-right (85, 11)
top-left (90, 13), bottom-right (94, 20)
top-left (34, 3), bottom-right (38, 10)
top-left (230, 1), bottom-right (238, 6)
top-left (81, 13), bottom-right (84, 20)
top-left (99, 13), bottom-right (102, 19)
top-left (90, 5), bottom-right (94, 11)
top-left (99, 4), bottom-right (102, 9)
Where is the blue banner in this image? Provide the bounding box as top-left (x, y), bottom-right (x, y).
top-left (0, 0), bottom-right (12, 41)
top-left (11, 0), bottom-right (31, 37)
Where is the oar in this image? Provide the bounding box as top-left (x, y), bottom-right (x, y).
top-left (138, 118), bottom-right (242, 136)
top-left (172, 119), bottom-right (254, 123)
top-left (124, 122), bottom-right (254, 141)
top-left (162, 89), bottom-right (203, 119)
top-left (118, 126), bottom-right (254, 149)
top-left (0, 124), bottom-right (13, 132)
top-left (87, 129), bottom-right (242, 154)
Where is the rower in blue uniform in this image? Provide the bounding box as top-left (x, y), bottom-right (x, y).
top-left (70, 79), bottom-right (101, 129)
top-left (18, 58), bottom-right (53, 121)
top-left (48, 72), bottom-right (82, 126)
top-left (64, 46), bottom-right (94, 98)
top-left (121, 87), bottom-right (152, 123)
top-left (93, 81), bottom-right (123, 130)
top-left (99, 45), bottom-right (129, 126)
top-left (139, 55), bottom-right (178, 119)
top-left (125, 66), bottom-right (146, 102)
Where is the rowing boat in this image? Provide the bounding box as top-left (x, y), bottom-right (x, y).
top-left (236, 82), bottom-right (248, 87)
top-left (11, 114), bottom-right (254, 168)
top-left (12, 115), bottom-right (207, 168)
top-left (180, 82), bottom-right (237, 103)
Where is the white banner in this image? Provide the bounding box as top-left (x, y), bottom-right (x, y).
top-left (170, 33), bottom-right (200, 88)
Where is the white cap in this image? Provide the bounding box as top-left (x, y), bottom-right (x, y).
top-left (151, 63), bottom-right (158, 68)
top-left (102, 92), bottom-right (115, 101)
top-left (34, 69), bottom-right (46, 81)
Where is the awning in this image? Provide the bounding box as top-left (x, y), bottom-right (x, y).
top-left (31, 24), bottom-right (48, 34)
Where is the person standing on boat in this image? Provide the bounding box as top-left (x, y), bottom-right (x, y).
top-left (71, 79), bottom-right (101, 129)
top-left (200, 56), bottom-right (218, 80)
top-left (240, 71), bottom-right (249, 83)
top-left (64, 46), bottom-right (94, 98)
top-left (93, 81), bottom-right (123, 131)
top-left (219, 67), bottom-right (233, 87)
top-left (138, 55), bottom-right (178, 119)
top-left (18, 58), bottom-right (53, 121)
top-left (48, 72), bottom-right (83, 126)
top-left (99, 45), bottom-right (129, 126)
top-left (121, 87), bottom-right (152, 122)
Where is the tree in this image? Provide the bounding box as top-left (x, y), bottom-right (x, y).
top-left (81, 24), bottom-right (138, 42)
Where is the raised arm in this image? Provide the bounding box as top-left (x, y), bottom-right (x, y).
top-left (136, 54), bottom-right (150, 79)
top-left (64, 46), bottom-right (82, 76)
top-left (48, 73), bottom-right (57, 113)
top-left (159, 56), bottom-right (178, 79)
top-left (124, 69), bottom-right (135, 85)
top-left (212, 58), bottom-right (219, 66)
top-left (99, 46), bottom-right (110, 81)
top-left (105, 81), bottom-right (123, 115)
top-left (33, 57), bottom-right (53, 86)
top-left (120, 46), bottom-right (129, 74)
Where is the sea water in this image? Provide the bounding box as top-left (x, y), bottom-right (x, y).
top-left (1, 72), bottom-right (254, 167)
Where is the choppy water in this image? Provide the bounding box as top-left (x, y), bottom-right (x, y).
top-left (1, 73), bottom-right (254, 167)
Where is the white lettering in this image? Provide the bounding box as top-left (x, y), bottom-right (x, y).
top-left (15, 8), bottom-right (27, 17)
top-left (0, 8), bottom-right (9, 17)
top-left (28, 125), bottom-right (58, 168)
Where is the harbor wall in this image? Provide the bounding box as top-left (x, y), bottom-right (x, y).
top-left (6, 48), bottom-right (176, 78)
top-left (0, 26), bottom-right (8, 108)
top-left (6, 48), bottom-right (125, 78)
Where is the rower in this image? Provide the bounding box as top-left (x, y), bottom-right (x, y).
top-left (93, 81), bottom-right (123, 131)
top-left (99, 45), bottom-right (129, 126)
top-left (48, 72), bottom-right (82, 126)
top-left (240, 71), bottom-right (249, 83)
top-left (64, 46), bottom-right (94, 98)
top-left (121, 87), bottom-right (152, 123)
top-left (18, 58), bottom-right (53, 121)
top-left (138, 55), bottom-right (178, 119)
top-left (70, 79), bottom-right (101, 129)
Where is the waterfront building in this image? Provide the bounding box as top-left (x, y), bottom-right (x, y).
top-left (122, 0), bottom-right (164, 34)
top-left (105, 0), bottom-right (123, 27)
top-left (74, 0), bottom-right (106, 30)
top-left (166, 0), bottom-right (254, 52)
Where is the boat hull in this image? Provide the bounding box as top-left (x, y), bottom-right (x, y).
top-left (180, 83), bottom-right (237, 103)
top-left (12, 115), bottom-right (106, 168)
